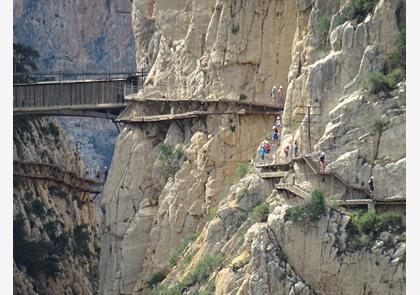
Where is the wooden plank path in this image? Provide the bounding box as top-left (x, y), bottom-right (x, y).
top-left (13, 160), bottom-right (104, 194)
top-left (115, 98), bottom-right (281, 123)
top-left (13, 71), bottom-right (142, 118)
top-left (259, 171), bottom-right (288, 179)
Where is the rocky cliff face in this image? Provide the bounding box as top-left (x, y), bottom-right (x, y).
top-left (13, 118), bottom-right (100, 294)
top-left (13, 0), bottom-right (136, 73)
top-left (99, 0), bottom-right (406, 294)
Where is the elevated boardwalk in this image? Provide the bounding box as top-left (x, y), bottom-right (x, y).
top-left (259, 171), bottom-right (288, 179)
top-left (115, 98), bottom-right (281, 123)
top-left (13, 160), bottom-right (104, 194)
top-left (13, 72), bottom-right (145, 118)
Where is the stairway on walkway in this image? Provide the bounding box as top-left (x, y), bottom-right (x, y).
top-left (275, 183), bottom-right (310, 199)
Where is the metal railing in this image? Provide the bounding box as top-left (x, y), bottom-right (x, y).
top-left (13, 70), bottom-right (148, 84)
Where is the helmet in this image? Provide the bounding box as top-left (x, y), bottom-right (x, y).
top-left (321, 152), bottom-right (325, 156)
top-left (276, 116), bottom-right (280, 120)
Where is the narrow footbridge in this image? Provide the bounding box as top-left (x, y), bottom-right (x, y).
top-left (13, 71), bottom-right (146, 119)
top-left (13, 160), bottom-right (104, 194)
top-left (13, 72), bottom-right (282, 121)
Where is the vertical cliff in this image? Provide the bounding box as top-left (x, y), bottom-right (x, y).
top-left (99, 0), bottom-right (406, 294)
top-left (13, 117), bottom-right (100, 294)
top-left (13, 0), bottom-right (136, 72)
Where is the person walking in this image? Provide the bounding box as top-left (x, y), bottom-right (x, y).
top-left (259, 144), bottom-right (267, 161)
top-left (271, 86), bottom-right (277, 105)
top-left (264, 141), bottom-right (271, 160)
top-left (368, 176), bottom-right (374, 193)
top-left (277, 85), bottom-right (283, 108)
top-left (275, 116), bottom-right (282, 129)
top-left (272, 126), bottom-right (279, 144)
top-left (293, 140), bottom-right (299, 158)
top-left (319, 152), bottom-right (326, 173)
top-left (283, 145), bottom-right (290, 160)
top-left (104, 166), bottom-right (109, 180)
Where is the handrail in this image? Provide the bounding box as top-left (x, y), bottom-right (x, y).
top-left (301, 155), bottom-right (373, 198)
top-left (13, 70), bottom-right (147, 84)
top-left (13, 160), bottom-right (105, 185)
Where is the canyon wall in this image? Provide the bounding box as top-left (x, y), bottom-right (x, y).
top-left (99, 0), bottom-right (406, 294)
top-left (13, 118), bottom-right (100, 294)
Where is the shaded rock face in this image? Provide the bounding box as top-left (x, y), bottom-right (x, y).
top-left (13, 118), bottom-right (100, 294)
top-left (13, 0), bottom-right (136, 72)
top-left (99, 115), bottom-right (272, 294)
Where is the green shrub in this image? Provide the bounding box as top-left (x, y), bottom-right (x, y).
top-left (305, 190), bottom-right (327, 221)
top-left (48, 185), bottom-right (68, 199)
top-left (182, 253), bottom-right (224, 288)
top-left (200, 278), bottom-right (216, 295)
top-left (235, 162), bottom-right (250, 180)
top-left (13, 175), bottom-right (25, 187)
top-left (169, 233), bottom-right (199, 267)
top-left (365, 72), bottom-right (395, 94)
top-left (31, 199), bottom-right (46, 218)
top-left (160, 144), bottom-right (174, 158)
top-left (284, 190), bottom-right (326, 222)
top-left (14, 217), bottom-right (60, 277)
top-left (389, 25), bottom-right (406, 69)
top-left (13, 118), bottom-right (33, 137)
top-left (45, 221), bottom-right (58, 237)
top-left (73, 224), bottom-right (91, 257)
top-left (53, 232), bottom-right (70, 251)
top-left (182, 249), bottom-right (198, 269)
top-left (148, 269), bottom-right (169, 288)
top-left (318, 16), bottom-right (331, 49)
top-left (250, 202), bottom-right (269, 223)
top-left (159, 144), bottom-right (184, 177)
top-left (239, 94), bottom-right (247, 100)
top-left (339, 0), bottom-right (379, 25)
top-left (153, 254), bottom-right (224, 294)
top-left (346, 211), bottom-right (402, 250)
top-left (204, 206), bottom-right (218, 222)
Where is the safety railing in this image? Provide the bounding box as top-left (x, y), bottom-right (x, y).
top-left (13, 70), bottom-right (148, 84)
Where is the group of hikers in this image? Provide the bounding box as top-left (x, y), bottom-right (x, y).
top-left (257, 87), bottom-right (376, 194)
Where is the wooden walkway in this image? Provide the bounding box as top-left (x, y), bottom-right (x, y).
top-left (13, 160), bottom-right (104, 194)
top-left (115, 99), bottom-right (281, 123)
top-left (259, 171), bottom-right (288, 179)
top-left (13, 71), bottom-right (146, 118)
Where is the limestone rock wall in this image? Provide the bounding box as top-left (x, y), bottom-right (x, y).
top-left (98, 0), bottom-right (406, 294)
top-left (13, 0), bottom-right (136, 72)
top-left (280, 0), bottom-right (406, 201)
top-left (13, 118), bottom-right (100, 294)
top-left (155, 173), bottom-right (405, 294)
top-left (132, 0), bottom-right (297, 102)
top-left (99, 115), bottom-right (272, 294)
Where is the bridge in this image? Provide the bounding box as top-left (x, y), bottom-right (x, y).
top-left (13, 160), bottom-right (104, 195)
top-left (13, 71), bottom-right (147, 119)
top-left (13, 71), bottom-right (283, 121)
